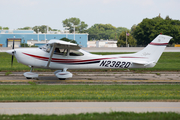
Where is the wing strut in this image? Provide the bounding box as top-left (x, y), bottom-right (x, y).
top-left (47, 43), bottom-right (56, 68)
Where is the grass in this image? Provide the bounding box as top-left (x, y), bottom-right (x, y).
top-left (5, 72), bottom-right (12, 76)
top-left (28, 81), bottom-right (36, 85)
top-left (0, 52), bottom-right (180, 72)
top-left (0, 112), bottom-right (180, 120)
top-left (0, 85), bottom-right (179, 102)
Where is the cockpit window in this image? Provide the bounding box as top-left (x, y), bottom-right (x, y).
top-left (39, 44), bottom-right (52, 53)
top-left (69, 49), bottom-right (84, 56)
top-left (53, 48), bottom-right (84, 56)
top-left (39, 45), bottom-right (84, 56)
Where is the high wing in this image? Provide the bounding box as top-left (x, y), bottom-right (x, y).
top-left (48, 39), bottom-right (80, 50)
top-left (46, 39), bottom-right (81, 67)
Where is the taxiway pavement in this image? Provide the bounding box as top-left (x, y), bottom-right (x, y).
top-left (0, 102), bottom-right (180, 115)
top-left (0, 72), bottom-right (179, 84)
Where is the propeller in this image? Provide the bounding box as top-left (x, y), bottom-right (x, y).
top-left (11, 40), bottom-right (14, 67)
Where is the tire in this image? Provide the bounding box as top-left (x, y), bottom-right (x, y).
top-left (59, 78), bottom-right (66, 80)
top-left (26, 77), bottom-right (32, 79)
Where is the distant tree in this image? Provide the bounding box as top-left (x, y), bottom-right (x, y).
top-left (62, 17), bottom-right (88, 33)
top-left (20, 43), bottom-right (29, 47)
top-left (116, 27), bottom-right (129, 40)
top-left (78, 21), bottom-right (88, 33)
top-left (3, 27), bottom-right (9, 30)
top-left (117, 31), bottom-right (137, 47)
top-left (133, 16), bottom-right (180, 45)
top-left (60, 37), bottom-right (78, 44)
top-left (32, 25), bottom-right (52, 33)
top-left (0, 26), bottom-right (2, 29)
top-left (20, 43), bottom-right (37, 47)
top-left (87, 24), bottom-right (128, 40)
top-left (52, 29), bottom-right (60, 32)
top-left (165, 15), bottom-right (172, 20)
top-left (130, 24), bottom-right (137, 36)
top-left (18, 27), bottom-right (32, 30)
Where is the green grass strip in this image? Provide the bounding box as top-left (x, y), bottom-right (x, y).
top-left (0, 112), bottom-right (180, 120)
top-left (0, 85), bottom-right (180, 102)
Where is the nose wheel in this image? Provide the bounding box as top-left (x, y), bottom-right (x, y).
top-left (24, 67), bottom-right (39, 79)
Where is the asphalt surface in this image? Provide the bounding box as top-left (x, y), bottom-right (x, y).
top-left (0, 72), bottom-right (180, 84)
top-left (0, 102), bottom-right (180, 115)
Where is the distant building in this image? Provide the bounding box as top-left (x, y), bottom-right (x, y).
top-left (87, 40), bottom-right (117, 47)
top-left (0, 30), bottom-right (88, 47)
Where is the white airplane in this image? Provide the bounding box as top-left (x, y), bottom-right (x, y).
top-left (6, 34), bottom-right (172, 80)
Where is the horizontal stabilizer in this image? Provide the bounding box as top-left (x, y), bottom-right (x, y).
top-left (132, 61), bottom-right (148, 65)
top-left (132, 61), bottom-right (156, 66)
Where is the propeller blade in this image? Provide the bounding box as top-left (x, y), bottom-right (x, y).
top-left (12, 40), bottom-right (14, 49)
top-left (11, 54), bottom-right (14, 67)
top-left (11, 40), bottom-right (15, 67)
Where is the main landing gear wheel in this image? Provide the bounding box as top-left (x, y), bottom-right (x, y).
top-left (55, 68), bottom-right (72, 80)
top-left (58, 78), bottom-right (66, 80)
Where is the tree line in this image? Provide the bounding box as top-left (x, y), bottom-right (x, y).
top-left (1, 15), bottom-right (180, 46)
top-left (131, 15), bottom-right (180, 46)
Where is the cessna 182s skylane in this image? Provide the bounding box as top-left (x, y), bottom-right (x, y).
top-left (6, 34), bottom-right (172, 80)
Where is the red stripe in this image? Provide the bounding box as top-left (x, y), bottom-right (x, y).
top-left (150, 42), bottom-right (168, 45)
top-left (23, 53), bottom-right (49, 61)
top-left (52, 58), bottom-right (111, 62)
top-left (23, 53), bottom-right (146, 63)
top-left (23, 52), bottom-right (114, 63)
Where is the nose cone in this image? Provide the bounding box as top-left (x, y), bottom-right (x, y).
top-left (6, 50), bottom-right (15, 55)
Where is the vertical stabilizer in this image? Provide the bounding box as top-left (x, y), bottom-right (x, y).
top-left (134, 35), bottom-right (172, 63)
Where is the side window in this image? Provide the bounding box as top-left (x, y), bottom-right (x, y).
top-left (54, 48), bottom-right (68, 55)
top-left (69, 50), bottom-right (84, 56)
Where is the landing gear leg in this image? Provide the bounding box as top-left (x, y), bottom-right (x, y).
top-left (30, 67), bottom-right (33, 72)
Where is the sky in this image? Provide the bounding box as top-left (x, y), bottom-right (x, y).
top-left (0, 0), bottom-right (180, 31)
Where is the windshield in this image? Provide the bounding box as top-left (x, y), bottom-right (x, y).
top-left (39, 44), bottom-right (52, 53)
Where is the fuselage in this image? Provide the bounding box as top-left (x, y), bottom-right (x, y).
top-left (12, 47), bottom-right (154, 70)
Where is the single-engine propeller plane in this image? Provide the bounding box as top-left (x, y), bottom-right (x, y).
top-left (6, 34), bottom-right (172, 80)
